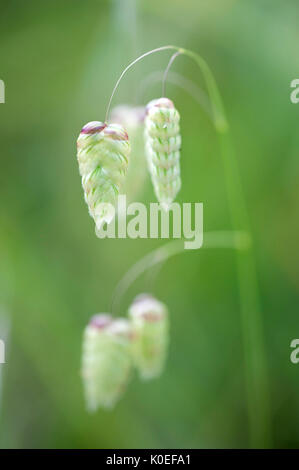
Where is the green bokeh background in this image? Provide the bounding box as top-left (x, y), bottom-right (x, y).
top-left (0, 0), bottom-right (299, 448)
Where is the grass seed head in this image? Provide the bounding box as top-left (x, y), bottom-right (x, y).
top-left (128, 294), bottom-right (169, 380)
top-left (77, 121), bottom-right (131, 232)
top-left (81, 314), bottom-right (132, 412)
top-left (144, 97), bottom-right (181, 210)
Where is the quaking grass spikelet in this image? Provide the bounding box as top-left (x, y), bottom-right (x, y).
top-left (129, 294), bottom-right (169, 380)
top-left (144, 98), bottom-right (181, 210)
top-left (77, 121), bottom-right (130, 232)
top-left (81, 314), bottom-right (132, 411)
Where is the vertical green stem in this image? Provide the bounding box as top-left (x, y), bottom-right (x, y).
top-left (180, 47), bottom-right (271, 447)
top-left (218, 132), bottom-right (271, 447)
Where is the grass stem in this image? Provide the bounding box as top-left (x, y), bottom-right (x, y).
top-left (178, 47), bottom-right (271, 447)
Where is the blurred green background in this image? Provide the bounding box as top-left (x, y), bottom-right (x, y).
top-left (0, 0), bottom-right (299, 449)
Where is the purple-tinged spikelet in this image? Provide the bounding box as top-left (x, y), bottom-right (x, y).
top-left (77, 121), bottom-right (130, 231)
top-left (81, 314), bottom-right (132, 411)
top-left (129, 294), bottom-right (169, 380)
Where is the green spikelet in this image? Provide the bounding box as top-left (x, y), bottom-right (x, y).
top-left (81, 314), bottom-right (132, 411)
top-left (129, 294), bottom-right (169, 380)
top-left (76, 121), bottom-right (130, 232)
top-left (144, 98), bottom-right (181, 210)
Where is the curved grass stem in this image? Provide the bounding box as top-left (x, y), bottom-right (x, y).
top-left (111, 230), bottom-right (249, 315)
top-left (162, 51), bottom-right (181, 97)
top-left (136, 69), bottom-right (212, 120)
top-left (105, 45), bottom-right (176, 122)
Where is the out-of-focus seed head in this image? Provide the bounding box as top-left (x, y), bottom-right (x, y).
top-left (128, 294), bottom-right (169, 380)
top-left (110, 105), bottom-right (147, 202)
top-left (110, 105), bottom-right (145, 134)
top-left (77, 121), bottom-right (131, 232)
top-left (81, 314), bottom-right (132, 412)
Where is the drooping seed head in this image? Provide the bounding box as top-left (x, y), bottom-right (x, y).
top-left (144, 97), bottom-right (181, 210)
top-left (128, 294), bottom-right (169, 380)
top-left (77, 121), bottom-right (131, 231)
top-left (81, 314), bottom-right (132, 411)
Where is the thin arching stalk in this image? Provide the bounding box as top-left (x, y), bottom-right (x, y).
top-left (105, 45), bottom-right (176, 122)
top-left (135, 70), bottom-right (212, 120)
top-left (162, 51), bottom-right (181, 96)
top-left (107, 45), bottom-right (271, 447)
top-left (111, 231), bottom-right (249, 315)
